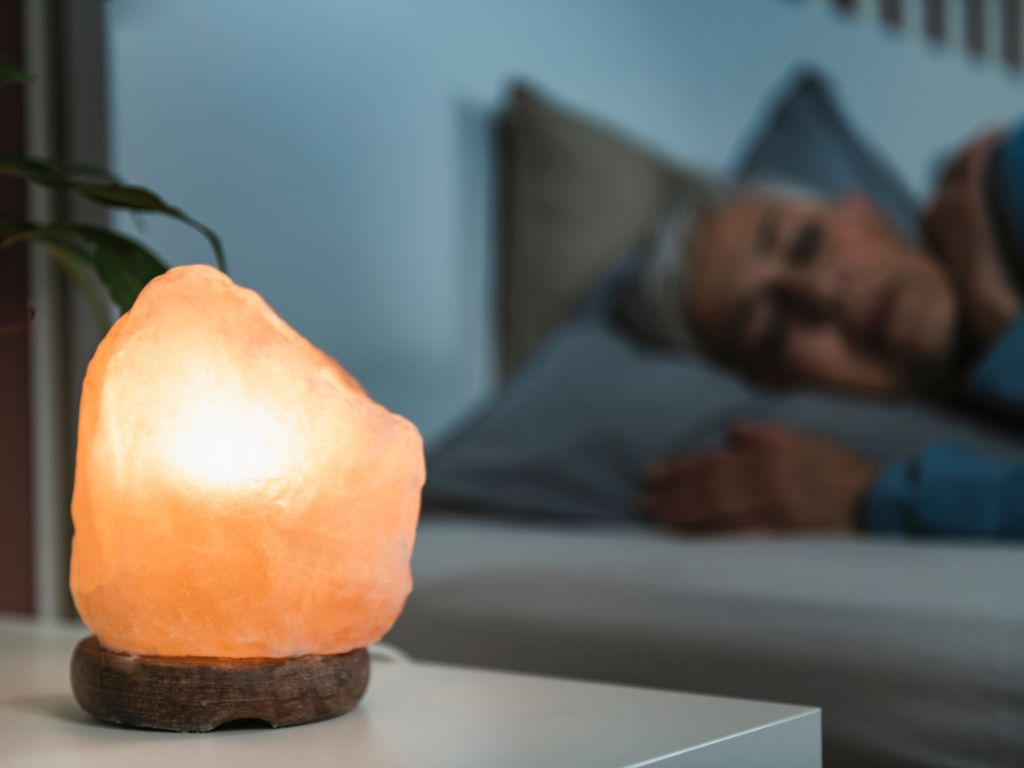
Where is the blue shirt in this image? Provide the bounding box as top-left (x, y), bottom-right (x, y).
top-left (991, 121), bottom-right (1024, 262)
top-left (866, 316), bottom-right (1024, 537)
top-left (865, 124), bottom-right (1024, 537)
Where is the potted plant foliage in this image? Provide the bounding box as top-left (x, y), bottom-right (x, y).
top-left (1, 56), bottom-right (224, 328)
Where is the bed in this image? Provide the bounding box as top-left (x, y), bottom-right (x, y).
top-left (388, 518), bottom-right (1024, 768)
top-left (384, 73), bottom-right (1024, 768)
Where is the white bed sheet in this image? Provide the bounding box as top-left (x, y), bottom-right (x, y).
top-left (386, 517), bottom-right (1024, 768)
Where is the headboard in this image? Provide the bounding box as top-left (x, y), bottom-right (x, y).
top-left (495, 84), bottom-right (708, 377)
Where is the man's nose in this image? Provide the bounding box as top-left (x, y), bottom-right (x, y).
top-left (779, 265), bottom-right (850, 314)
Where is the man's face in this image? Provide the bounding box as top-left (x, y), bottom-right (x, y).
top-left (685, 193), bottom-right (959, 392)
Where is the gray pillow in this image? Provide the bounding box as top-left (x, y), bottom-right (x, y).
top-left (427, 281), bottom-right (1023, 519)
top-left (738, 70), bottom-right (920, 237)
top-left (426, 306), bottom-right (754, 519)
top-left (425, 70), bottom-right (1024, 519)
top-left (497, 84), bottom-right (713, 376)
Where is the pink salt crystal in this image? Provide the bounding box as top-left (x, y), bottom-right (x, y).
top-left (70, 265), bottom-right (425, 658)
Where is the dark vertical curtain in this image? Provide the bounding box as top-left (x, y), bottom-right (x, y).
top-left (0, 0), bottom-right (35, 615)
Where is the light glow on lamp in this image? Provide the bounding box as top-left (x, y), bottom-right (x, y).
top-left (162, 390), bottom-right (302, 489)
top-left (69, 265), bottom-right (425, 660)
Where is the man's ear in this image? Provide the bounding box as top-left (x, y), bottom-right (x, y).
top-left (837, 191), bottom-right (897, 234)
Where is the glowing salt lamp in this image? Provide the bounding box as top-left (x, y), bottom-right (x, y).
top-left (68, 265), bottom-right (425, 731)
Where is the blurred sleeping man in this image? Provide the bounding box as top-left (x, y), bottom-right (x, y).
top-left (620, 124), bottom-right (1024, 538)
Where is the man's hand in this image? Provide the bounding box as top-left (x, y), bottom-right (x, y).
top-left (642, 423), bottom-right (877, 533)
top-left (924, 130), bottom-right (1021, 351)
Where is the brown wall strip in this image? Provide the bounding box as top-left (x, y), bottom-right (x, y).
top-left (0, 0), bottom-right (36, 615)
top-left (966, 0), bottom-right (986, 54)
top-left (881, 0), bottom-right (903, 29)
top-left (925, 0), bottom-right (945, 42)
top-left (1005, 0), bottom-right (1022, 66)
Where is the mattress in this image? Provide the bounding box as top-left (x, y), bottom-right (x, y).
top-left (386, 516), bottom-right (1024, 768)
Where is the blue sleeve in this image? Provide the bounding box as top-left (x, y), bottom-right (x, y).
top-left (866, 443), bottom-right (1024, 538)
top-left (865, 315), bottom-right (1024, 538)
top-left (864, 130), bottom-right (1024, 538)
top-left (968, 313), bottom-right (1024, 410)
top-left (990, 122), bottom-right (1024, 254)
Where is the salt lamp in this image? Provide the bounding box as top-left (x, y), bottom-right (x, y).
top-left (68, 265), bottom-right (425, 731)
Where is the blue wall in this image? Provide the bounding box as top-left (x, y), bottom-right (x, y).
top-left (105, 0), bottom-right (1024, 441)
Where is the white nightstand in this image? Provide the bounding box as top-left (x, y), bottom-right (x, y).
top-left (0, 616), bottom-right (820, 767)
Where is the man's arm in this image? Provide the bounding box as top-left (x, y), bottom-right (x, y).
top-left (643, 422), bottom-right (1024, 540)
top-left (866, 443), bottom-right (1024, 538)
top-left (925, 128), bottom-right (1021, 358)
top-left (863, 312), bottom-right (1024, 538)
top-left (865, 308), bottom-right (1024, 537)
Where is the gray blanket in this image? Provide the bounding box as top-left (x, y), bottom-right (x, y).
top-left (389, 517), bottom-right (1024, 768)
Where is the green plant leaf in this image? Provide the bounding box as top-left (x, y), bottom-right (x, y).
top-left (0, 216), bottom-right (33, 240)
top-left (75, 182), bottom-right (167, 210)
top-left (76, 183), bottom-right (226, 273)
top-left (5, 224), bottom-right (168, 314)
top-left (70, 225), bottom-right (168, 312)
top-left (0, 224), bottom-right (111, 329)
top-left (0, 154), bottom-right (62, 185)
top-left (0, 159), bottom-right (223, 275)
top-left (0, 154), bottom-right (122, 187)
top-left (48, 244), bottom-right (112, 331)
top-left (0, 57), bottom-right (28, 86)
top-left (68, 163), bottom-right (120, 183)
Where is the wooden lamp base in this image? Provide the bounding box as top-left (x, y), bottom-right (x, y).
top-left (70, 635), bottom-right (370, 732)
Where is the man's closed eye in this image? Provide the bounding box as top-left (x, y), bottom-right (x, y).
top-left (788, 221), bottom-right (823, 266)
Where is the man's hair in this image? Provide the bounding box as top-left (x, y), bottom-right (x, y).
top-left (616, 178), bottom-right (824, 351)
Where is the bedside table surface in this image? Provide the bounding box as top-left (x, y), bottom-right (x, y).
top-left (0, 615), bottom-right (819, 767)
